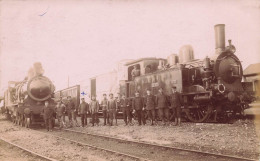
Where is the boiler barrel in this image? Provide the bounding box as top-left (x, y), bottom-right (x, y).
top-left (27, 76), bottom-right (54, 101)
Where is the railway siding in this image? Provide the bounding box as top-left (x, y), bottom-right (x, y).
top-left (68, 119), bottom-right (260, 160)
top-left (0, 115), bottom-right (259, 160)
top-left (50, 128), bottom-right (255, 161)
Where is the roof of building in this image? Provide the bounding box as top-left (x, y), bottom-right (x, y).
top-left (243, 63), bottom-right (260, 76)
top-left (125, 57), bottom-right (166, 66)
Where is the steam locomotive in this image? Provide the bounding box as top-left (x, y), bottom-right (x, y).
top-left (3, 63), bottom-right (55, 127)
top-left (91, 24), bottom-right (253, 123)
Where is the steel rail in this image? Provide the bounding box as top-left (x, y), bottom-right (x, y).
top-left (33, 129), bottom-right (150, 161)
top-left (0, 137), bottom-right (58, 161)
top-left (62, 128), bottom-right (257, 161)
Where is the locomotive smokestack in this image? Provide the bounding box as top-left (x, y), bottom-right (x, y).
top-left (33, 62), bottom-right (44, 76)
top-left (27, 62), bottom-right (45, 80)
top-left (214, 24), bottom-right (225, 54)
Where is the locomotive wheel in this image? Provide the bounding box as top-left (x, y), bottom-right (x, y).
top-left (185, 105), bottom-right (212, 123)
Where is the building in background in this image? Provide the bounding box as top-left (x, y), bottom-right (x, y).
top-left (243, 63), bottom-right (260, 95)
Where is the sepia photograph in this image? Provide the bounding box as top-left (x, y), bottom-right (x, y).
top-left (0, 0), bottom-right (259, 160)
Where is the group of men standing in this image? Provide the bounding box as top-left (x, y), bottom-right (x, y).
top-left (79, 85), bottom-right (182, 127)
top-left (132, 86), bottom-right (182, 126)
top-left (42, 86), bottom-right (183, 131)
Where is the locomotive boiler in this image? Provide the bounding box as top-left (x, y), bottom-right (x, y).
top-left (113, 24), bottom-right (253, 123)
top-left (4, 62), bottom-right (55, 127)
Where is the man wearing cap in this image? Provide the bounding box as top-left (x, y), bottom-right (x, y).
top-left (43, 100), bottom-right (54, 131)
top-left (78, 98), bottom-right (89, 127)
top-left (119, 94), bottom-right (132, 126)
top-left (66, 96), bottom-right (79, 127)
top-left (108, 93), bottom-right (118, 126)
top-left (170, 86), bottom-right (182, 126)
top-left (132, 91), bottom-right (146, 126)
top-left (100, 94), bottom-right (109, 126)
top-left (144, 89), bottom-right (156, 125)
top-left (156, 87), bottom-right (170, 125)
top-left (55, 101), bottom-right (66, 130)
top-left (89, 95), bottom-right (99, 126)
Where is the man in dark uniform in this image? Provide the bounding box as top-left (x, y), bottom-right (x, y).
top-left (55, 101), bottom-right (66, 130)
top-left (132, 91), bottom-right (146, 126)
top-left (108, 93), bottom-right (117, 126)
top-left (144, 89), bottom-right (156, 125)
top-left (119, 94), bottom-right (132, 126)
top-left (156, 87), bottom-right (170, 125)
top-left (43, 100), bottom-right (54, 131)
top-left (78, 98), bottom-right (89, 127)
top-left (170, 86), bottom-right (182, 126)
top-left (100, 94), bottom-right (109, 126)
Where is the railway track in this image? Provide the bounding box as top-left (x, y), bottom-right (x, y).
top-left (0, 137), bottom-right (57, 161)
top-left (52, 128), bottom-right (256, 161)
top-left (1, 116), bottom-right (257, 161)
top-left (33, 128), bottom-right (149, 161)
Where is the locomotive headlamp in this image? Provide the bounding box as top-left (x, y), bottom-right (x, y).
top-left (218, 84), bottom-right (225, 93)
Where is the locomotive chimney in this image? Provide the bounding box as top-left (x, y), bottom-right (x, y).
top-left (214, 24), bottom-right (225, 54)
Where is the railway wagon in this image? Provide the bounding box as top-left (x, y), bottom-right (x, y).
top-left (54, 85), bottom-right (80, 112)
top-left (3, 62), bottom-right (56, 127)
top-left (55, 84), bottom-right (125, 118)
top-left (90, 24), bottom-right (254, 123)
top-left (90, 71), bottom-right (119, 101)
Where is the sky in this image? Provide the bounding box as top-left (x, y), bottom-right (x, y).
top-left (0, 0), bottom-right (260, 95)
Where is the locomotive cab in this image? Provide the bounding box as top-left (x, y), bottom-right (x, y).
top-left (125, 58), bottom-right (166, 81)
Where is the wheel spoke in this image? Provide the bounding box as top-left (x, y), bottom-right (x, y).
top-left (186, 105), bottom-right (212, 123)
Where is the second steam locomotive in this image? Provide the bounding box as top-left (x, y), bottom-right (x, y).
top-left (3, 63), bottom-right (55, 127)
top-left (90, 24), bottom-right (253, 123)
